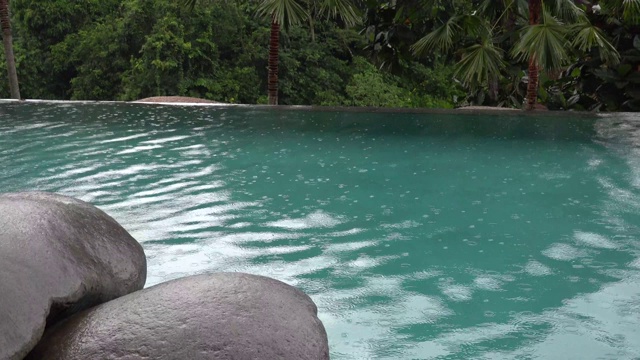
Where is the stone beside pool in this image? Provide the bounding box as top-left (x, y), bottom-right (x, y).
top-left (0, 191), bottom-right (328, 360)
top-left (0, 192), bottom-right (147, 360)
top-left (27, 273), bottom-right (329, 360)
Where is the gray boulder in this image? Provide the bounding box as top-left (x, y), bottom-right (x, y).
top-left (0, 192), bottom-right (146, 360)
top-left (27, 273), bottom-right (329, 360)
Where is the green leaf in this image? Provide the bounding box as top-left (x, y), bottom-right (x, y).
top-left (512, 8), bottom-right (570, 72)
top-left (571, 67), bottom-right (581, 78)
top-left (453, 39), bottom-right (506, 89)
top-left (411, 17), bottom-right (460, 55)
top-left (318, 0), bottom-right (360, 27)
top-left (412, 15), bottom-right (490, 56)
top-left (257, 0), bottom-right (308, 27)
top-left (549, 0), bottom-right (584, 22)
top-left (569, 21), bottom-right (620, 65)
top-left (618, 64), bottom-right (633, 76)
top-left (623, 0), bottom-right (640, 25)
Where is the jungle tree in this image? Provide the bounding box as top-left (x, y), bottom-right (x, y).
top-left (183, 0), bottom-right (359, 105)
top-left (0, 0), bottom-right (20, 99)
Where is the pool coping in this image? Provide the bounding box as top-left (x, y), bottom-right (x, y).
top-left (1, 99), bottom-right (636, 119)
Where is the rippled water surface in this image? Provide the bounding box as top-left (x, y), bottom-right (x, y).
top-left (2, 103), bottom-right (640, 359)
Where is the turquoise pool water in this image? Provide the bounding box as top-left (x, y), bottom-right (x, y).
top-left (2, 103), bottom-right (640, 359)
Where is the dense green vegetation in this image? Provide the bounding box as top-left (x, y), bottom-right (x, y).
top-left (1, 0), bottom-right (639, 110)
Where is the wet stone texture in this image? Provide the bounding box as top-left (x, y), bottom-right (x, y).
top-left (0, 192), bottom-right (146, 360)
top-left (27, 273), bottom-right (329, 360)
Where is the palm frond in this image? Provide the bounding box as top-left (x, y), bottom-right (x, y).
top-left (623, 0), bottom-right (640, 24)
top-left (512, 8), bottom-right (569, 72)
top-left (257, 0), bottom-right (308, 27)
top-left (548, 0), bottom-right (584, 22)
top-left (411, 16), bottom-right (461, 55)
top-left (570, 21), bottom-right (620, 65)
top-left (602, 0), bottom-right (640, 25)
top-left (180, 0), bottom-right (199, 11)
top-left (411, 14), bottom-right (490, 56)
top-left (454, 39), bottom-right (506, 88)
top-left (319, 0), bottom-right (360, 27)
top-left (458, 14), bottom-right (492, 40)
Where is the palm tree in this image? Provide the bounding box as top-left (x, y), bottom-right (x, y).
top-left (525, 0), bottom-right (542, 109)
top-left (411, 0), bottom-right (619, 110)
top-left (0, 0), bottom-right (20, 99)
top-left (257, 0), bottom-right (308, 105)
top-left (257, 0), bottom-right (359, 105)
top-left (513, 1), bottom-right (619, 108)
top-left (182, 0), bottom-right (359, 105)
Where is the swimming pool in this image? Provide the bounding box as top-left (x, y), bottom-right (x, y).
top-left (2, 103), bottom-right (639, 359)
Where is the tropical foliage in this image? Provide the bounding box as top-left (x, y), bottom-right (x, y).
top-left (0, 0), bottom-right (20, 99)
top-left (0, 0), bottom-right (639, 111)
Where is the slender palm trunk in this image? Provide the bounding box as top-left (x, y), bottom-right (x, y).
top-left (0, 0), bottom-right (19, 100)
top-left (267, 18), bottom-right (280, 105)
top-left (309, 15), bottom-right (315, 42)
top-left (525, 0), bottom-right (542, 110)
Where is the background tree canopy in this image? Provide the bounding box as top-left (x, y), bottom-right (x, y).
top-left (0, 0), bottom-right (637, 110)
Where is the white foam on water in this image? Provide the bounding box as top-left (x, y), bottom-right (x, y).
top-left (574, 231), bottom-right (618, 249)
top-left (524, 260), bottom-right (553, 276)
top-left (101, 194), bottom-right (176, 210)
top-left (317, 282), bottom-right (454, 359)
top-left (405, 323), bottom-right (520, 360)
top-left (141, 135), bottom-right (191, 145)
top-left (231, 254), bottom-right (340, 283)
top-left (327, 228), bottom-right (365, 237)
top-left (172, 144), bottom-right (206, 151)
top-left (588, 158), bottom-right (603, 168)
top-left (331, 255), bottom-right (402, 280)
top-left (266, 210), bottom-right (344, 230)
top-left (473, 276), bottom-right (504, 291)
top-left (381, 220), bottom-right (422, 229)
top-left (228, 222), bottom-right (252, 228)
top-left (542, 243), bottom-right (586, 261)
top-left (131, 181), bottom-right (199, 198)
top-left (99, 133), bottom-right (149, 144)
top-left (116, 144), bottom-right (163, 155)
top-left (410, 270), bottom-right (443, 280)
top-left (76, 191), bottom-right (114, 203)
top-left (213, 231), bottom-right (303, 244)
top-left (345, 256), bottom-right (391, 269)
top-left (441, 284), bottom-right (473, 302)
top-left (9, 122), bottom-right (56, 131)
top-left (78, 164), bottom-right (164, 182)
top-left (46, 165), bottom-right (101, 180)
top-left (154, 165), bottom-right (222, 184)
top-left (629, 258), bottom-right (640, 269)
top-left (325, 240), bottom-right (377, 253)
top-left (475, 273), bottom-right (640, 359)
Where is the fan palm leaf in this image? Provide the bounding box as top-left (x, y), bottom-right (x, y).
top-left (512, 7), bottom-right (569, 72)
top-left (411, 14), bottom-right (491, 55)
top-left (318, 0), bottom-right (360, 27)
top-left (454, 39), bottom-right (506, 88)
top-left (257, 0), bottom-right (308, 27)
top-left (603, 0), bottom-right (640, 25)
top-left (570, 20), bottom-right (620, 65)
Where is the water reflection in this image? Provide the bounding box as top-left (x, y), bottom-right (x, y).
top-left (1, 103), bottom-right (640, 359)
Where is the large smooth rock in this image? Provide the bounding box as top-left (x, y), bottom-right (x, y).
top-left (0, 192), bottom-right (146, 360)
top-left (27, 273), bottom-right (329, 360)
